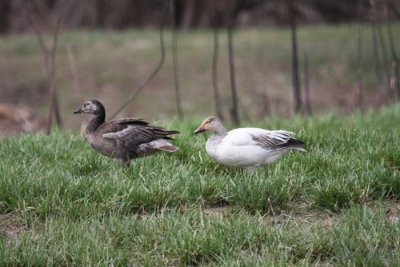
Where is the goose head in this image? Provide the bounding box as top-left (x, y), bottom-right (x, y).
top-left (194, 116), bottom-right (226, 135)
top-left (73, 99), bottom-right (105, 116)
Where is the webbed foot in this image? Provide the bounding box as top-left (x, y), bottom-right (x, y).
top-left (119, 159), bottom-right (130, 167)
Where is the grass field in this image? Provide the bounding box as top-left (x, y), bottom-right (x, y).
top-left (1, 104), bottom-right (400, 265)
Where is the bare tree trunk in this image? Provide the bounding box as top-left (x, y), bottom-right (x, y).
top-left (389, 62), bottom-right (399, 101)
top-left (303, 52), bottom-right (312, 114)
top-left (27, 2), bottom-right (62, 134)
top-left (227, 0), bottom-right (239, 125)
top-left (54, 95), bottom-right (62, 126)
top-left (377, 24), bottom-right (390, 100)
top-left (181, 0), bottom-right (195, 30)
top-left (46, 19), bottom-right (61, 134)
top-left (171, 0), bottom-right (183, 119)
top-left (386, 21), bottom-right (400, 101)
top-left (356, 24), bottom-right (364, 111)
top-left (370, 0), bottom-right (385, 106)
top-left (289, 0), bottom-right (302, 113)
top-left (372, 19), bottom-right (384, 106)
top-left (211, 1), bottom-right (224, 121)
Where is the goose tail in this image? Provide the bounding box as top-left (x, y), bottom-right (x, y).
top-left (286, 139), bottom-right (306, 152)
top-left (151, 139), bottom-right (179, 152)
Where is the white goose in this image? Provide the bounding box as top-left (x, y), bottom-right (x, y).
top-left (194, 116), bottom-right (305, 172)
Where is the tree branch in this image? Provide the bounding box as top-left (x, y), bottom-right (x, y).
top-left (303, 52), bottom-right (312, 114)
top-left (289, 0), bottom-right (302, 113)
top-left (356, 23), bottom-right (364, 111)
top-left (48, 19), bottom-right (62, 131)
top-left (27, 1), bottom-right (61, 134)
top-left (66, 44), bottom-right (83, 101)
top-left (171, 0), bottom-right (183, 119)
top-left (109, 3), bottom-right (168, 120)
top-left (227, 0), bottom-right (240, 125)
top-left (386, 11), bottom-right (400, 101)
top-left (211, 0), bottom-right (224, 121)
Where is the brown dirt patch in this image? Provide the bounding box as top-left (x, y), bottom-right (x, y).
top-left (0, 212), bottom-right (26, 241)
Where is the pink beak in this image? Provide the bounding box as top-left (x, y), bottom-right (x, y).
top-left (194, 125), bottom-right (206, 134)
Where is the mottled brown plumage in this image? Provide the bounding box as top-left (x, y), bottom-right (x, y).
top-left (74, 99), bottom-right (179, 166)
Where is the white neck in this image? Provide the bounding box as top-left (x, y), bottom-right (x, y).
top-left (206, 133), bottom-right (224, 159)
top-left (213, 124), bottom-right (227, 137)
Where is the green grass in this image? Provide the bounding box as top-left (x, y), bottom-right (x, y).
top-left (1, 104), bottom-right (400, 265)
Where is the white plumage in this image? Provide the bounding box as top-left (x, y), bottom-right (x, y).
top-left (194, 117), bottom-right (305, 171)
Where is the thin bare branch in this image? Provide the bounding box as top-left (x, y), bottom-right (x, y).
top-left (289, 0), bottom-right (302, 113)
top-left (386, 21), bottom-right (398, 62)
top-left (389, 62), bottom-right (398, 100)
top-left (46, 18), bottom-right (61, 133)
top-left (303, 52), bottom-right (312, 114)
top-left (377, 24), bottom-right (390, 101)
top-left (27, 15), bottom-right (49, 72)
top-left (377, 25), bottom-right (389, 76)
top-left (356, 24), bottom-right (364, 111)
top-left (211, 0), bottom-right (224, 121)
top-left (66, 44), bottom-right (83, 101)
top-left (110, 4), bottom-right (167, 120)
top-left (386, 17), bottom-right (400, 101)
top-left (227, 0), bottom-right (240, 126)
top-left (261, 92), bottom-right (271, 117)
top-left (238, 99), bottom-right (251, 122)
top-left (27, 1), bottom-right (62, 134)
top-left (371, 0), bottom-right (385, 106)
top-left (171, 0), bottom-right (183, 119)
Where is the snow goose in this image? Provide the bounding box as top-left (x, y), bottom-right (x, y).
top-left (74, 99), bottom-right (179, 166)
top-left (194, 116), bottom-right (305, 171)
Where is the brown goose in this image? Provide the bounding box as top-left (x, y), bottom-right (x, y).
top-left (73, 99), bottom-right (179, 166)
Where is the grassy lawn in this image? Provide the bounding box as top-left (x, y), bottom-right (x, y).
top-left (1, 104), bottom-right (400, 265)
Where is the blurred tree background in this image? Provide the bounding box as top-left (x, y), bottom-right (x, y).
top-left (1, 0), bottom-right (399, 33)
top-left (0, 0), bottom-right (399, 135)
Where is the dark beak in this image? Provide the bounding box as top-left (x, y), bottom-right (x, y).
top-left (73, 108), bottom-right (83, 114)
top-left (194, 126), bottom-right (205, 134)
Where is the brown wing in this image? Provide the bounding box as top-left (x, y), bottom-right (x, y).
top-left (96, 118), bottom-right (149, 136)
top-left (111, 118), bottom-right (149, 126)
top-left (101, 119), bottom-right (179, 147)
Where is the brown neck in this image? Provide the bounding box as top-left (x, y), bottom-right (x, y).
top-left (86, 112), bottom-right (105, 133)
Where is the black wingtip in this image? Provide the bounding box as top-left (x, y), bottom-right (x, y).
top-left (287, 138), bottom-right (306, 149)
top-left (168, 130), bottom-right (180, 135)
top-left (276, 138), bottom-right (305, 150)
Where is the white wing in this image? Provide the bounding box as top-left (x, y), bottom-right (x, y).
top-left (223, 128), bottom-right (294, 150)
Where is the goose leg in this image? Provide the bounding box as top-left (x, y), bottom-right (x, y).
top-left (119, 159), bottom-right (130, 167)
top-left (246, 166), bottom-right (256, 174)
top-left (264, 165), bottom-right (269, 176)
